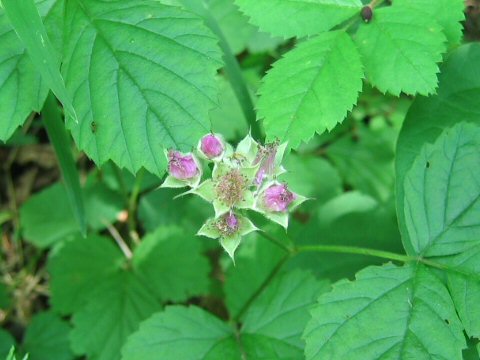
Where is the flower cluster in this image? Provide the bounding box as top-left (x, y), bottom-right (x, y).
top-left (161, 133), bottom-right (306, 260)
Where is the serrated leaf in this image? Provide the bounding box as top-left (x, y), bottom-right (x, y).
top-left (396, 43), bottom-right (480, 255)
top-left (258, 31), bottom-right (363, 148)
top-left (304, 263), bottom-right (466, 360)
top-left (48, 234), bottom-right (124, 315)
top-left (395, 0), bottom-right (465, 46)
top-left (121, 305), bottom-right (236, 360)
top-left (354, 6), bottom-right (447, 95)
top-left (62, 0), bottom-right (222, 175)
top-left (122, 270), bottom-right (323, 358)
top-left (235, 0), bottom-right (362, 38)
top-left (0, 0), bottom-right (62, 141)
top-left (132, 226), bottom-right (211, 302)
top-left (403, 122), bottom-right (480, 256)
top-left (23, 312), bottom-right (74, 360)
top-left (70, 272), bottom-right (161, 360)
top-left (2, 0), bottom-right (75, 120)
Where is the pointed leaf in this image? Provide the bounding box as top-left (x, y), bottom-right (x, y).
top-left (62, 0), bottom-right (222, 175)
top-left (235, 0), bottom-right (362, 38)
top-left (258, 31), bottom-right (363, 148)
top-left (354, 6), bottom-right (447, 95)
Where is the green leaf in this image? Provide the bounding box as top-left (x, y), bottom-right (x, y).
top-left (224, 232), bottom-right (285, 318)
top-left (23, 312), bottom-right (74, 360)
top-left (2, 0), bottom-right (75, 120)
top-left (48, 234), bottom-right (124, 315)
top-left (20, 180), bottom-right (125, 248)
top-left (132, 226), bottom-right (211, 302)
top-left (42, 93), bottom-right (86, 236)
top-left (235, 0), bottom-right (362, 38)
top-left (70, 272), bottom-right (161, 360)
top-left (62, 0), bottom-right (222, 175)
top-left (0, 330), bottom-right (15, 359)
top-left (0, 282), bottom-right (11, 310)
top-left (304, 263), bottom-right (466, 360)
top-left (396, 43), bottom-right (480, 255)
top-left (394, 0), bottom-right (465, 46)
top-left (121, 305), bottom-right (236, 360)
top-left (0, 0), bottom-right (62, 141)
top-left (122, 270), bottom-right (323, 358)
top-left (327, 123), bottom-right (396, 202)
top-left (258, 31), bottom-right (364, 148)
top-left (354, 6), bottom-right (447, 95)
top-left (403, 122), bottom-right (480, 256)
top-left (439, 244), bottom-right (480, 339)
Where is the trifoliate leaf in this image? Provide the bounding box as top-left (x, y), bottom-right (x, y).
top-left (235, 0), bottom-right (363, 38)
top-left (396, 43), bottom-right (480, 255)
top-left (122, 270), bottom-right (324, 358)
top-left (258, 31), bottom-right (363, 148)
top-left (48, 234), bottom-right (124, 315)
top-left (394, 0), bottom-right (465, 46)
top-left (304, 263), bottom-right (466, 360)
top-left (132, 226), bottom-right (211, 302)
top-left (62, 0), bottom-right (222, 176)
top-left (23, 312), bottom-right (74, 360)
top-left (0, 0), bottom-right (62, 141)
top-left (354, 6), bottom-right (447, 95)
top-left (70, 272), bottom-right (161, 360)
top-left (403, 122), bottom-right (480, 256)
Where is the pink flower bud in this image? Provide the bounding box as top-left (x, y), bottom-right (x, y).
top-left (168, 150), bottom-right (199, 180)
top-left (200, 134), bottom-right (224, 159)
top-left (254, 141), bottom-right (279, 186)
top-left (263, 183), bottom-right (296, 212)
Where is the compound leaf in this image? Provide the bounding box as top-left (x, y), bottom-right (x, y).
top-left (235, 0), bottom-right (362, 38)
top-left (355, 6), bottom-right (447, 95)
top-left (62, 0), bottom-right (222, 175)
top-left (258, 31), bottom-right (363, 148)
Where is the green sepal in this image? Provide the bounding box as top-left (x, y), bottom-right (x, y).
top-left (236, 190), bottom-right (256, 210)
top-left (212, 199), bottom-right (230, 218)
top-left (220, 235), bottom-right (242, 263)
top-left (187, 180), bottom-right (215, 202)
top-left (197, 218), bottom-right (221, 239)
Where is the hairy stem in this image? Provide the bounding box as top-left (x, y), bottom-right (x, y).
top-left (127, 168), bottom-right (144, 244)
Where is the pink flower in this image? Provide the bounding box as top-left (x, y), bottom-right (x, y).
top-left (263, 184), bottom-right (296, 212)
top-left (200, 134), bottom-right (224, 159)
top-left (254, 141), bottom-right (279, 186)
top-left (215, 212), bottom-right (240, 237)
top-left (168, 150), bottom-right (199, 180)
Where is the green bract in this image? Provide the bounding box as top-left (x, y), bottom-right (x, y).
top-left (161, 133), bottom-right (306, 260)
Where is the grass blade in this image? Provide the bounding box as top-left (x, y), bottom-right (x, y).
top-left (42, 93), bottom-right (86, 236)
top-left (2, 0), bottom-right (76, 121)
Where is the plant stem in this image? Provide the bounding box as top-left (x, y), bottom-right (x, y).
top-left (257, 231), bottom-right (293, 253)
top-left (103, 221), bottom-right (133, 259)
top-left (295, 245), bottom-right (416, 263)
top-left (234, 254), bottom-right (290, 321)
top-left (127, 168), bottom-right (144, 244)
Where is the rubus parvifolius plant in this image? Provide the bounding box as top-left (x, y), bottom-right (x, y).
top-left (161, 133), bottom-right (306, 260)
top-left (1, 0), bottom-right (480, 359)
